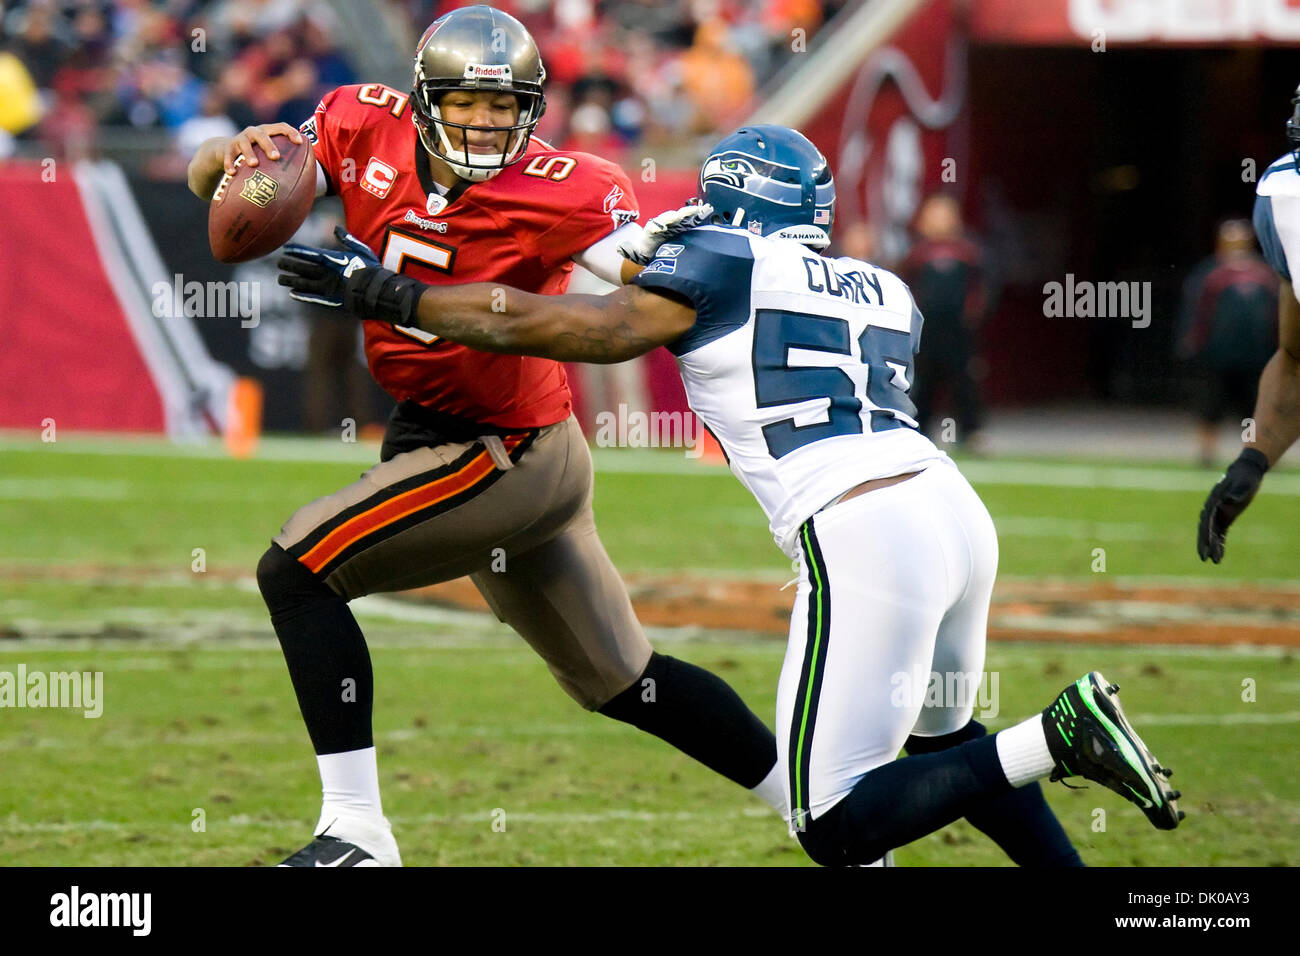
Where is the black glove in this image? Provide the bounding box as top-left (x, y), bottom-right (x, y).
top-left (278, 226), bottom-right (424, 326)
top-left (1197, 448), bottom-right (1269, 563)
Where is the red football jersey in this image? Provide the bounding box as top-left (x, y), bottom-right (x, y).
top-left (301, 83), bottom-right (640, 428)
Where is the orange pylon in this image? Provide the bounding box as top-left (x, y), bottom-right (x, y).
top-left (224, 376), bottom-right (263, 459)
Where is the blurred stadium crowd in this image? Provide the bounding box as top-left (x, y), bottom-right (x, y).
top-left (0, 0), bottom-right (849, 165)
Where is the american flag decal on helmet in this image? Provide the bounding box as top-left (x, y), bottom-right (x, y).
top-left (814, 208), bottom-right (830, 225)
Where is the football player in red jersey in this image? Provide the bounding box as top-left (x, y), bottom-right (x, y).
top-left (187, 5), bottom-right (782, 866)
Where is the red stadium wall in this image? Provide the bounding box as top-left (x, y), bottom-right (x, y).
top-left (0, 161), bottom-right (165, 432)
top-left (972, 0), bottom-right (1300, 45)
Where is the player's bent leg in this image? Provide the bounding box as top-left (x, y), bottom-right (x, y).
top-left (471, 425), bottom-right (780, 810)
top-left (261, 416), bottom-right (574, 865)
top-left (275, 427), bottom-right (548, 598)
top-left (473, 518), bottom-right (782, 808)
top-left (778, 477), bottom-right (957, 858)
top-left (796, 669), bottom-right (1180, 864)
top-left (598, 652), bottom-right (780, 797)
top-left (257, 543), bottom-right (400, 866)
top-left (781, 465), bottom-right (1041, 866)
top-left (905, 721), bottom-right (1084, 866)
top-left (900, 465), bottom-right (1083, 865)
top-left (257, 543), bottom-right (375, 756)
top-left (797, 739), bottom-right (1012, 866)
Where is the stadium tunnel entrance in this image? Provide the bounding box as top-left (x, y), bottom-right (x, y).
top-left (758, 0), bottom-right (1300, 412)
top-left (966, 43), bottom-right (1299, 408)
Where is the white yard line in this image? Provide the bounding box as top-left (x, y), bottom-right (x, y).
top-left (0, 479), bottom-right (131, 500)
top-left (3, 710), bottom-right (1295, 755)
top-left (0, 434), bottom-right (379, 464)
top-left (958, 460), bottom-right (1300, 495)
top-left (993, 515), bottom-right (1287, 543)
top-left (0, 724), bottom-right (631, 752)
top-left (8, 435), bottom-right (1299, 493)
top-left (0, 806), bottom-right (778, 835)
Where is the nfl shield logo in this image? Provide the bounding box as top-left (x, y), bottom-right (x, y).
top-left (239, 170), bottom-right (278, 207)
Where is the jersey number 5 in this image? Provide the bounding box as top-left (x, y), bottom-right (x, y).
top-left (752, 307), bottom-right (920, 458)
top-left (381, 228), bottom-right (456, 345)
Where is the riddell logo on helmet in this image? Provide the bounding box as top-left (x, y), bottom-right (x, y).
top-left (464, 62), bottom-right (512, 83)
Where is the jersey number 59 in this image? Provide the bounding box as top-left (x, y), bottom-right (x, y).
top-left (752, 307), bottom-right (920, 458)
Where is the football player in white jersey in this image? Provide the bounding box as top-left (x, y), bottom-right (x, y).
top-left (279, 125), bottom-right (1183, 865)
top-left (1199, 84), bottom-right (1300, 563)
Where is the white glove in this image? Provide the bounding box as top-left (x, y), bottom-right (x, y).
top-left (616, 201), bottom-right (714, 265)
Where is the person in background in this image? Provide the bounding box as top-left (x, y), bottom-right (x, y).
top-left (898, 194), bottom-right (990, 453)
top-left (1177, 218), bottom-right (1279, 468)
top-left (832, 219), bottom-right (879, 265)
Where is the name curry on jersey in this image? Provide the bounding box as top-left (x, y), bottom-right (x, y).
top-left (633, 225), bottom-right (948, 557)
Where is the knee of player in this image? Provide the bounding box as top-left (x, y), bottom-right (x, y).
top-left (257, 543), bottom-right (333, 611)
top-left (796, 811), bottom-right (849, 866)
top-left (795, 801), bottom-right (890, 867)
top-left (594, 652), bottom-right (668, 722)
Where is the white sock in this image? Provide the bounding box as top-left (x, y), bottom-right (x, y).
top-left (995, 715), bottom-right (1057, 788)
top-left (750, 763), bottom-right (788, 818)
top-left (316, 747), bottom-right (384, 830)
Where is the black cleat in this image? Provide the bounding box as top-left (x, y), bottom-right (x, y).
top-left (277, 834), bottom-right (380, 867)
top-left (1043, 672), bottom-right (1184, 830)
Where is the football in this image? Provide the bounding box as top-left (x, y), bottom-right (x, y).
top-left (208, 135), bottom-right (316, 263)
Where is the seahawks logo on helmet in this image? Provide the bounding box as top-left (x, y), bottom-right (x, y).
top-left (698, 125), bottom-right (835, 249)
top-left (701, 154), bottom-right (759, 191)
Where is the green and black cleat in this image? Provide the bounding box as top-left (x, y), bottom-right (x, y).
top-left (1044, 672), bottom-right (1184, 830)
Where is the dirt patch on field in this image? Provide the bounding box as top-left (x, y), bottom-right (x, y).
top-left (6, 561), bottom-right (1297, 648)
top-left (405, 576), bottom-right (1300, 648)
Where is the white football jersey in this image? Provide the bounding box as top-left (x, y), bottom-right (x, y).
top-left (1256, 151), bottom-right (1300, 296)
top-left (633, 224), bottom-right (948, 556)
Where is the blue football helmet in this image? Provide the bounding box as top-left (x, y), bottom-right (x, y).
top-left (699, 125), bottom-right (835, 249)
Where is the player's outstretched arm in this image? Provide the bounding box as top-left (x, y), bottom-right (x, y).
top-left (1198, 281), bottom-right (1300, 562)
top-left (277, 228), bottom-right (697, 363)
top-left (187, 123), bottom-right (304, 201)
top-left (409, 282), bottom-right (696, 364)
top-left (352, 273), bottom-right (695, 363)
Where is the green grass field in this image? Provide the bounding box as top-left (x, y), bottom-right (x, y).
top-left (1, 436), bottom-right (1298, 866)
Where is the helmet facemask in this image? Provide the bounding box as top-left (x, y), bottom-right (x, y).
top-left (409, 4), bottom-right (548, 185)
top-left (411, 79), bottom-right (545, 183)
